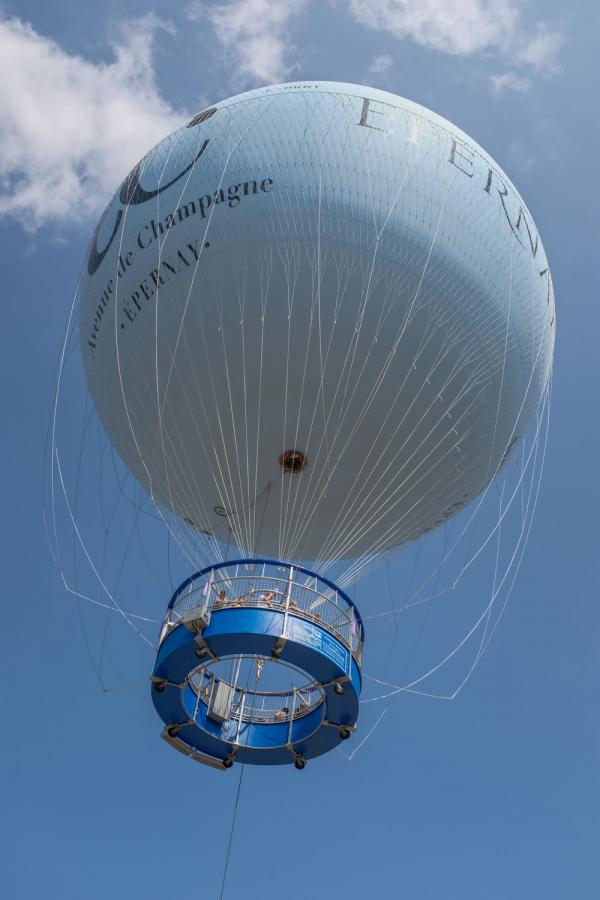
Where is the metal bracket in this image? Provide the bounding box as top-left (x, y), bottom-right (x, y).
top-left (322, 720), bottom-right (356, 731)
top-left (150, 675), bottom-right (181, 691)
top-left (194, 634), bottom-right (219, 660)
top-left (271, 635), bottom-right (286, 659)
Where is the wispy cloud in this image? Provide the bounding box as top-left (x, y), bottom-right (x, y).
top-left (342, 0), bottom-right (562, 72)
top-left (189, 1), bottom-right (562, 94)
top-left (0, 15), bottom-right (186, 229)
top-left (368, 53), bottom-right (394, 75)
top-left (490, 71), bottom-right (531, 94)
top-left (186, 0), bottom-right (306, 86)
top-left (513, 21), bottom-right (563, 70)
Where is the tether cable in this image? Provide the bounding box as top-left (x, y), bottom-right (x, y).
top-left (218, 763), bottom-right (244, 899)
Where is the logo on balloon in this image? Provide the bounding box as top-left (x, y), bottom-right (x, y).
top-left (87, 106), bottom-right (218, 279)
top-left (87, 139), bottom-right (211, 277)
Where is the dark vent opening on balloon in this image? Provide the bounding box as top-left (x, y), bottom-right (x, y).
top-left (187, 107), bottom-right (217, 128)
top-left (279, 450), bottom-right (307, 474)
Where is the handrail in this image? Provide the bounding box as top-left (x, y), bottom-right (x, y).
top-left (164, 572), bottom-right (363, 661)
top-left (189, 667), bottom-right (324, 724)
top-left (167, 558), bottom-right (364, 638)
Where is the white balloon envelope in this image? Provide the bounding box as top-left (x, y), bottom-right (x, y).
top-left (79, 82), bottom-right (555, 566)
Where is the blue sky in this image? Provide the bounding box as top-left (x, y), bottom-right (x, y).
top-left (1, 1), bottom-right (599, 898)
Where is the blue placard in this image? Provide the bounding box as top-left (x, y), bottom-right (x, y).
top-left (291, 619), bottom-right (348, 669)
top-left (320, 631), bottom-right (348, 669)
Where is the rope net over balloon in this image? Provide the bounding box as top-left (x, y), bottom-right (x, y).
top-left (45, 83), bottom-right (554, 758)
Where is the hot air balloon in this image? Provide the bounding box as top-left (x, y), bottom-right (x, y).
top-left (72, 82), bottom-right (554, 768)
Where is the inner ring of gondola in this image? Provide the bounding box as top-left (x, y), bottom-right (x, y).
top-left (189, 654), bottom-right (325, 725)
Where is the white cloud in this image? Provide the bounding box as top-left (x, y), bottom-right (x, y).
top-left (346, 0), bottom-right (516, 55)
top-left (187, 0), bottom-right (306, 86)
top-left (368, 53), bottom-right (394, 75)
top-left (0, 16), bottom-right (186, 229)
top-left (491, 71), bottom-right (531, 94)
top-left (513, 21), bottom-right (563, 70)
top-left (342, 0), bottom-right (562, 71)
